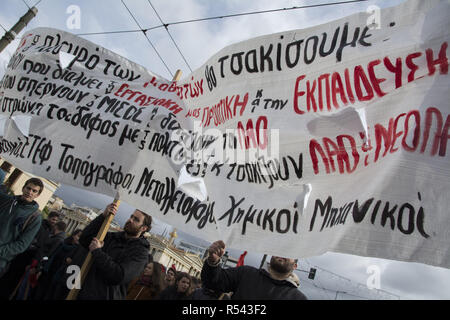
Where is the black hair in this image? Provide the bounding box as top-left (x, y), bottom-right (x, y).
top-left (175, 272), bottom-right (192, 293)
top-left (24, 177), bottom-right (44, 195)
top-left (48, 211), bottom-right (60, 219)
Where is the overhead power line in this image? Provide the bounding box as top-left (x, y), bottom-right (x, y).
top-left (147, 0), bottom-right (192, 72)
top-left (77, 29), bottom-right (143, 36)
top-left (0, 6), bottom-right (38, 53)
top-left (77, 0), bottom-right (369, 37)
top-left (164, 0), bottom-right (370, 27)
top-left (120, 0), bottom-right (173, 77)
top-left (0, 23), bottom-right (8, 33)
top-left (21, 0), bottom-right (31, 10)
top-left (302, 259), bottom-right (400, 300)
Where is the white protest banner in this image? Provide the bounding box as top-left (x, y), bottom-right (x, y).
top-left (0, 0), bottom-right (449, 268)
top-left (0, 27), bottom-right (219, 240)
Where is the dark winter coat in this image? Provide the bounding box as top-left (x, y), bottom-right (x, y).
top-left (0, 194), bottom-right (41, 272)
top-left (201, 263), bottom-right (307, 300)
top-left (40, 231), bottom-right (65, 260)
top-left (74, 214), bottom-right (149, 300)
top-left (27, 219), bottom-right (53, 261)
top-left (126, 276), bottom-right (163, 300)
top-left (190, 287), bottom-right (229, 300)
top-left (45, 238), bottom-right (79, 276)
top-left (156, 285), bottom-right (191, 300)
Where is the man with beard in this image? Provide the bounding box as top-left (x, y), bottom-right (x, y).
top-left (201, 240), bottom-right (307, 300)
top-left (69, 203), bottom-right (150, 300)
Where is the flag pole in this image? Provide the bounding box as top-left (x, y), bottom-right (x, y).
top-left (66, 70), bottom-right (182, 300)
top-left (172, 69), bottom-right (182, 81)
top-left (66, 198), bottom-right (121, 300)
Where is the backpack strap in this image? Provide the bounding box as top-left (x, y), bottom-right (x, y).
top-left (22, 210), bottom-right (41, 233)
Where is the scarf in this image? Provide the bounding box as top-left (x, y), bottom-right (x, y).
top-left (137, 274), bottom-right (152, 287)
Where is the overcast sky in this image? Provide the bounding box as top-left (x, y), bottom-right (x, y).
top-left (1, 0), bottom-right (449, 300)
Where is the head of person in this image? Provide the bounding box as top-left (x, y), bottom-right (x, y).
top-left (165, 267), bottom-right (176, 285)
top-left (151, 262), bottom-right (166, 293)
top-left (124, 209), bottom-right (152, 238)
top-left (54, 221), bottom-right (66, 234)
top-left (143, 261), bottom-right (154, 277)
top-left (175, 272), bottom-right (191, 294)
top-left (21, 178), bottom-right (44, 203)
top-left (188, 277), bottom-right (202, 295)
top-left (47, 211), bottom-right (60, 227)
top-left (269, 256), bottom-right (297, 277)
top-left (70, 229), bottom-right (82, 245)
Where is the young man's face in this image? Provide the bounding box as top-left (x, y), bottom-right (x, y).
top-left (21, 183), bottom-right (41, 203)
top-left (177, 277), bottom-right (190, 293)
top-left (124, 210), bottom-right (147, 237)
top-left (48, 216), bottom-right (59, 227)
top-left (73, 233), bottom-right (81, 245)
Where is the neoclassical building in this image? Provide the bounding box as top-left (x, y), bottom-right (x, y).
top-left (145, 231), bottom-right (204, 279)
top-left (59, 206), bottom-right (91, 234)
top-left (59, 205), bottom-right (122, 235)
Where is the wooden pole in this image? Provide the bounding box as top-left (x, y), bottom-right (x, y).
top-left (66, 71), bottom-right (182, 300)
top-left (172, 69), bottom-right (182, 81)
top-left (66, 199), bottom-right (120, 300)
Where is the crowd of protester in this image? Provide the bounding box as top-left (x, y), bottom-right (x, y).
top-left (0, 177), bottom-right (307, 300)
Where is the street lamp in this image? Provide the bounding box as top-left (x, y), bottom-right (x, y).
top-left (295, 267), bottom-right (317, 280)
top-left (0, 7), bottom-right (38, 53)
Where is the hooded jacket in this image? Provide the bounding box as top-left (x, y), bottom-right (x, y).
top-left (74, 214), bottom-right (149, 300)
top-left (0, 194), bottom-right (42, 271)
top-left (42, 231), bottom-right (66, 259)
top-left (28, 219), bottom-right (54, 260)
top-left (201, 261), bottom-right (307, 300)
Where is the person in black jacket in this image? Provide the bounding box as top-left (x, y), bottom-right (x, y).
top-left (0, 178), bottom-right (45, 299)
top-left (29, 211), bottom-right (60, 261)
top-left (39, 230), bottom-right (82, 300)
top-left (41, 221), bottom-right (67, 259)
top-left (157, 271), bottom-right (192, 300)
top-left (71, 203), bottom-right (151, 300)
top-left (29, 221), bottom-right (67, 300)
top-left (190, 286), bottom-right (231, 300)
top-left (201, 240), bottom-right (307, 300)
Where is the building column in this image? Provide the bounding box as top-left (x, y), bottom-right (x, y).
top-left (66, 220), bottom-right (73, 234)
top-left (70, 220), bottom-right (76, 234)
